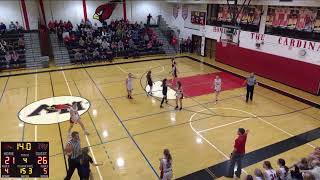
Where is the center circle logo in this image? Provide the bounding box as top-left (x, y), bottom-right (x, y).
top-left (18, 96), bottom-right (90, 125)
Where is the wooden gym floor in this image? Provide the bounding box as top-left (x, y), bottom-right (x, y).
top-left (0, 56), bottom-right (319, 180)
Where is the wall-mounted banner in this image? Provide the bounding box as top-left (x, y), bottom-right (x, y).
top-left (93, 2), bottom-right (117, 22)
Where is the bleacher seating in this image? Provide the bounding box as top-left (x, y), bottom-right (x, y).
top-left (0, 32), bottom-right (26, 70)
top-left (51, 19), bottom-right (165, 64)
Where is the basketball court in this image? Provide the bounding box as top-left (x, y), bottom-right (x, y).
top-left (0, 55), bottom-right (319, 179)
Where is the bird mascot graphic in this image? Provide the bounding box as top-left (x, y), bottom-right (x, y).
top-left (93, 1), bottom-right (118, 22)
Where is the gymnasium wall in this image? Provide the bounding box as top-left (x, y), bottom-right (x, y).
top-left (0, 0), bottom-right (39, 30)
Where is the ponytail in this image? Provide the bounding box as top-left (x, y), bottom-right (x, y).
top-left (164, 149), bottom-right (172, 168)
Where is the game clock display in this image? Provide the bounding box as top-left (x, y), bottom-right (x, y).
top-left (1, 142), bottom-right (49, 178)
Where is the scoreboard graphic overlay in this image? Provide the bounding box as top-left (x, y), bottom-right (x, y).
top-left (1, 142), bottom-right (49, 178)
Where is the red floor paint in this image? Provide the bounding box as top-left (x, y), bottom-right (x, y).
top-left (169, 72), bottom-right (244, 98)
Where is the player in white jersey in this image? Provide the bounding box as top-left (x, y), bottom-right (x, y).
top-left (126, 73), bottom-right (135, 99)
top-left (159, 149), bottom-right (173, 180)
top-left (277, 158), bottom-right (290, 180)
top-left (263, 161), bottom-right (278, 180)
top-left (213, 75), bottom-right (222, 104)
top-left (66, 102), bottom-right (89, 135)
top-left (175, 81), bottom-right (183, 110)
top-left (254, 168), bottom-right (265, 180)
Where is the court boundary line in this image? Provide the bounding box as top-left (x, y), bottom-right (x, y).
top-left (83, 68), bottom-right (160, 179)
top-left (197, 117), bottom-right (252, 133)
top-left (0, 55), bottom-right (318, 108)
top-left (48, 72), bottom-right (68, 172)
top-left (61, 70), bottom-right (103, 180)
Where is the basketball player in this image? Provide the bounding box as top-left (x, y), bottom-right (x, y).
top-left (58, 102), bottom-right (89, 135)
top-left (146, 70), bottom-right (154, 95)
top-left (213, 75), bottom-right (222, 104)
top-left (160, 78), bottom-right (170, 108)
top-left (170, 58), bottom-right (179, 86)
top-left (126, 73), bottom-right (135, 99)
top-left (263, 161), bottom-right (278, 180)
top-left (175, 81), bottom-right (183, 110)
top-left (159, 149), bottom-right (173, 180)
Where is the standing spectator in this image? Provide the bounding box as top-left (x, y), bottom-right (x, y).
top-left (66, 20), bottom-right (73, 31)
top-left (244, 72), bottom-right (257, 103)
top-left (48, 21), bottom-right (55, 32)
top-left (147, 14), bottom-right (152, 27)
top-left (226, 128), bottom-right (249, 178)
top-left (79, 147), bottom-right (103, 180)
top-left (159, 149), bottom-right (173, 180)
top-left (8, 21), bottom-right (16, 31)
top-left (0, 22), bottom-right (7, 34)
top-left (64, 131), bottom-right (82, 180)
top-left (15, 21), bottom-right (23, 31)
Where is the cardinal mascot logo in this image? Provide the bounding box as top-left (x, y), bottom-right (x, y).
top-left (93, 1), bottom-right (118, 22)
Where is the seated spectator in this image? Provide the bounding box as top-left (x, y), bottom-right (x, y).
top-left (11, 50), bottom-right (19, 66)
top-left (118, 40), bottom-right (124, 51)
top-left (79, 37), bottom-right (85, 47)
top-left (101, 28), bottom-right (107, 37)
top-left (92, 23), bottom-right (98, 31)
top-left (96, 36), bottom-right (102, 44)
top-left (128, 38), bottom-right (135, 49)
top-left (74, 50), bottom-right (82, 62)
top-left (4, 51), bottom-right (12, 68)
top-left (92, 48), bottom-right (100, 60)
top-left (147, 41), bottom-right (153, 49)
top-left (8, 21), bottom-right (16, 31)
top-left (85, 19), bottom-right (92, 27)
top-left (101, 39), bottom-right (109, 50)
top-left (18, 37), bottom-right (25, 49)
top-left (0, 22), bottom-right (6, 34)
top-left (0, 40), bottom-right (7, 54)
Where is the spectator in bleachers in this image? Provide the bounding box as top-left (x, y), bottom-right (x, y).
top-left (92, 22), bottom-right (98, 31)
top-left (11, 50), bottom-right (19, 67)
top-left (74, 50), bottom-right (82, 62)
top-left (101, 39), bottom-right (109, 50)
top-left (66, 20), bottom-right (73, 31)
top-left (5, 52), bottom-right (11, 67)
top-left (85, 19), bottom-right (92, 27)
top-left (18, 37), bottom-right (25, 49)
top-left (0, 40), bottom-right (7, 54)
top-left (15, 22), bottom-right (23, 31)
top-left (92, 48), bottom-right (100, 60)
top-left (118, 40), bottom-right (124, 51)
top-left (0, 22), bottom-right (6, 34)
top-left (8, 21), bottom-right (16, 31)
top-left (48, 20), bottom-right (55, 32)
top-left (276, 158), bottom-right (289, 180)
top-left (79, 37), bottom-right (85, 48)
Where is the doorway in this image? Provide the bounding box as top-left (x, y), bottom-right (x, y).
top-left (192, 35), bottom-right (202, 55)
top-left (205, 38), bottom-right (216, 59)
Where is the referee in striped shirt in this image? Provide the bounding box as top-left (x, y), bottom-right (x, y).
top-left (245, 72), bottom-right (257, 103)
top-left (64, 131), bottom-right (82, 180)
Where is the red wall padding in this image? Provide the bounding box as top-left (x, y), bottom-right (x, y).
top-left (215, 43), bottom-right (320, 95)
